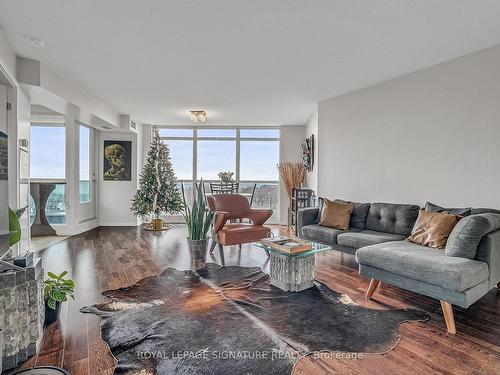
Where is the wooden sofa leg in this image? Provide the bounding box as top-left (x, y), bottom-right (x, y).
top-left (365, 279), bottom-right (381, 300)
top-left (440, 301), bottom-right (456, 334)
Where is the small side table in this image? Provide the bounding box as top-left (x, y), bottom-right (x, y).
top-left (253, 240), bottom-right (332, 292)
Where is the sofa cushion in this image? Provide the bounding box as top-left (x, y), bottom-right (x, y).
top-left (337, 230), bottom-right (405, 249)
top-left (335, 199), bottom-right (370, 229)
top-left (301, 224), bottom-right (360, 244)
top-left (407, 210), bottom-right (462, 249)
top-left (356, 241), bottom-right (489, 292)
top-left (319, 199), bottom-right (353, 230)
top-left (425, 202), bottom-right (472, 217)
top-left (315, 199), bottom-right (370, 229)
top-left (445, 213), bottom-right (500, 259)
top-left (365, 203), bottom-right (420, 236)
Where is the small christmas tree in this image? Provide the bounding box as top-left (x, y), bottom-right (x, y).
top-left (131, 128), bottom-right (183, 229)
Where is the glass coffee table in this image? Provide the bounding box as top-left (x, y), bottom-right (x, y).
top-left (254, 239), bottom-right (332, 292)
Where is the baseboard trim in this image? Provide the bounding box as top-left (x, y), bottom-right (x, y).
top-left (99, 221), bottom-right (139, 227)
top-left (56, 221), bottom-right (100, 236)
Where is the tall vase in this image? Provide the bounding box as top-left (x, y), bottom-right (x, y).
top-left (187, 239), bottom-right (208, 271)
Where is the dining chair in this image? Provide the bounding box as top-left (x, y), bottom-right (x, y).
top-left (209, 182), bottom-right (239, 194)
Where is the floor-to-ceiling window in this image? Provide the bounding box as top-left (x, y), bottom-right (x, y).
top-left (159, 127), bottom-right (280, 222)
top-left (30, 124), bottom-right (66, 225)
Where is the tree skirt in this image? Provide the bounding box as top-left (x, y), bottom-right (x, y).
top-left (81, 264), bottom-right (429, 374)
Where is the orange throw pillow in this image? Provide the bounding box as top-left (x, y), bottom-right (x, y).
top-left (319, 199), bottom-right (354, 230)
top-left (407, 210), bottom-right (462, 249)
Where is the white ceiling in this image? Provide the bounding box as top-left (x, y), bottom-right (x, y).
top-left (1, 1), bottom-right (500, 126)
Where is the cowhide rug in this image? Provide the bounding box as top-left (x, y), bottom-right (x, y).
top-left (81, 263), bottom-right (428, 374)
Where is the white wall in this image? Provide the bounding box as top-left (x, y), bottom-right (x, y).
top-left (99, 131), bottom-right (139, 226)
top-left (318, 44), bottom-right (500, 209)
top-left (305, 107), bottom-right (318, 194)
top-left (0, 28), bottom-right (16, 84)
top-left (279, 125), bottom-right (305, 224)
top-left (15, 55), bottom-right (132, 234)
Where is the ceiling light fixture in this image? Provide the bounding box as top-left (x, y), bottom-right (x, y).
top-left (190, 110), bottom-right (207, 123)
top-left (25, 35), bottom-right (46, 48)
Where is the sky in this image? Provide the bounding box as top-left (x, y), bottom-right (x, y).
top-left (165, 139), bottom-right (279, 181)
top-left (30, 126), bottom-right (66, 179)
top-left (161, 128), bottom-right (280, 182)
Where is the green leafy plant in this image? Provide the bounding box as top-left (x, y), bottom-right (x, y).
top-left (217, 171), bottom-right (234, 184)
top-left (9, 206), bottom-right (28, 246)
top-left (182, 180), bottom-right (214, 240)
top-left (43, 271), bottom-right (75, 310)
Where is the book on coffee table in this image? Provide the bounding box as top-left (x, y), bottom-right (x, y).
top-left (260, 237), bottom-right (313, 254)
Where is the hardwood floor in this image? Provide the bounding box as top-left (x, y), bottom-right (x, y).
top-left (15, 225), bottom-right (500, 374)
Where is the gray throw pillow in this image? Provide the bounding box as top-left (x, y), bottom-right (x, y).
top-left (335, 199), bottom-right (370, 229)
top-left (445, 213), bottom-right (500, 259)
top-left (314, 197), bottom-right (325, 224)
top-left (425, 202), bottom-right (471, 217)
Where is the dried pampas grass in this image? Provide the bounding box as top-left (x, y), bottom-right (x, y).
top-left (278, 162), bottom-right (306, 202)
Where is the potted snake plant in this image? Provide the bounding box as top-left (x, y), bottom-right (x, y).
top-left (182, 180), bottom-right (214, 271)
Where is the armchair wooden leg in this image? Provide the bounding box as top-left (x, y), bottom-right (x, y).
top-left (209, 240), bottom-right (217, 254)
top-left (440, 301), bottom-right (456, 334)
top-left (218, 244), bottom-right (225, 266)
top-left (238, 244), bottom-right (242, 250)
top-left (365, 279), bottom-right (381, 300)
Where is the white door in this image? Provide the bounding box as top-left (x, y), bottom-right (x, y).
top-left (78, 124), bottom-right (97, 222)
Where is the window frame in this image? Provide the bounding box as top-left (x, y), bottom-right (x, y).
top-left (79, 124), bottom-right (92, 204)
top-left (159, 126), bottom-right (281, 222)
top-left (29, 122), bottom-right (68, 229)
top-left (159, 126), bottom-right (280, 183)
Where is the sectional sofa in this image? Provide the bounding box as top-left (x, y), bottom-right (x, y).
top-left (297, 201), bottom-right (500, 333)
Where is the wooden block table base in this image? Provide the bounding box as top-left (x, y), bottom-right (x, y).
top-left (269, 252), bottom-right (315, 292)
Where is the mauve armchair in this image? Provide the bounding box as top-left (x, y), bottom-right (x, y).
top-left (206, 194), bottom-right (273, 265)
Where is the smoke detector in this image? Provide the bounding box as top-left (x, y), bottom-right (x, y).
top-left (25, 36), bottom-right (46, 48)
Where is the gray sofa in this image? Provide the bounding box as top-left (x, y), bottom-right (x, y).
top-left (297, 201), bottom-right (500, 334)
